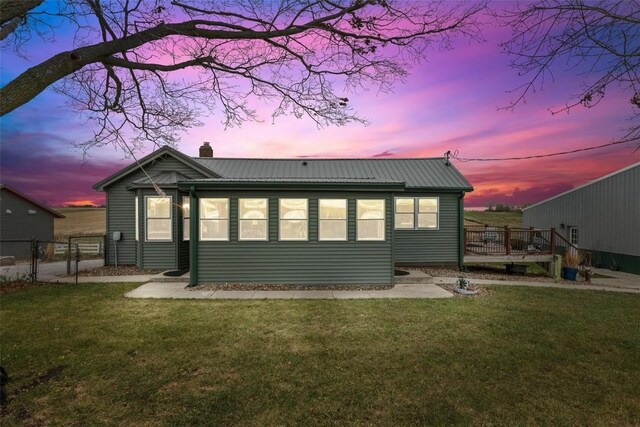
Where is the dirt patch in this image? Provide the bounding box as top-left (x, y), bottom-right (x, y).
top-left (0, 281), bottom-right (63, 294)
top-left (76, 265), bottom-right (162, 277)
top-left (421, 266), bottom-right (573, 284)
top-left (191, 283), bottom-right (394, 291)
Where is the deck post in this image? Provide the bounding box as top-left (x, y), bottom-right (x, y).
top-left (550, 228), bottom-right (556, 255)
top-left (504, 226), bottom-right (511, 255)
top-left (529, 226), bottom-right (534, 245)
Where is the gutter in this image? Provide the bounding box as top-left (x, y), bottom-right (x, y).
top-left (458, 192), bottom-right (465, 271)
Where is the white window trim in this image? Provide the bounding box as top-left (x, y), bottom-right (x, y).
top-left (279, 198), bottom-right (308, 241)
top-left (238, 198), bottom-right (269, 241)
top-left (393, 197), bottom-right (415, 230)
top-left (356, 199), bottom-right (386, 241)
top-left (182, 196), bottom-right (190, 241)
top-left (135, 196), bottom-right (139, 241)
top-left (145, 195), bottom-right (173, 242)
top-left (318, 199), bottom-right (348, 241)
top-left (417, 197), bottom-right (439, 230)
top-left (394, 197), bottom-right (440, 231)
top-left (199, 198), bottom-right (230, 241)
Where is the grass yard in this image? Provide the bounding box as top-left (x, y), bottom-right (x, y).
top-left (464, 210), bottom-right (523, 228)
top-left (1, 284), bottom-right (639, 426)
top-left (54, 207), bottom-right (106, 238)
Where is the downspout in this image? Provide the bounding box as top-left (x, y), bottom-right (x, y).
top-left (458, 192), bottom-right (465, 271)
top-left (189, 186), bottom-right (199, 287)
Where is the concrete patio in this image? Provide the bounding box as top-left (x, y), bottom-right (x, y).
top-left (124, 282), bottom-right (454, 299)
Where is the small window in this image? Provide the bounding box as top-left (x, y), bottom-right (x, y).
top-left (28, 209), bottom-right (37, 215)
top-left (183, 196), bottom-right (190, 241)
top-left (418, 198), bottom-right (438, 229)
top-left (279, 199), bottom-right (308, 241)
top-left (394, 197), bottom-right (439, 230)
top-left (135, 196), bottom-right (139, 241)
top-left (319, 199), bottom-right (347, 241)
top-left (146, 197), bottom-right (172, 241)
top-left (200, 198), bottom-right (229, 241)
top-left (357, 199), bottom-right (385, 241)
top-left (239, 198), bottom-right (268, 241)
top-left (569, 227), bottom-right (579, 246)
top-left (394, 198), bottom-right (414, 229)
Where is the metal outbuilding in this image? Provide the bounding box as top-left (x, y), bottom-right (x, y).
top-left (523, 162), bottom-right (640, 274)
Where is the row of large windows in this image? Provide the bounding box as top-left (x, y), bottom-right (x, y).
top-left (184, 197), bottom-right (385, 242)
top-left (136, 196), bottom-right (439, 242)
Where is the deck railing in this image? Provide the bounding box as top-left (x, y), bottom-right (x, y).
top-left (464, 226), bottom-right (559, 256)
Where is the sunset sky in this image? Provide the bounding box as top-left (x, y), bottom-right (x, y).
top-left (1, 3), bottom-right (638, 208)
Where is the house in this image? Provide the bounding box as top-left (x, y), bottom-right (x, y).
top-left (93, 143), bottom-right (473, 286)
top-left (0, 184), bottom-right (65, 261)
top-left (523, 162), bottom-right (640, 274)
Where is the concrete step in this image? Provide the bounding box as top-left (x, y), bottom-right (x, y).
top-left (151, 276), bottom-right (190, 283)
top-left (395, 269), bottom-right (434, 284)
top-left (149, 272), bottom-right (190, 283)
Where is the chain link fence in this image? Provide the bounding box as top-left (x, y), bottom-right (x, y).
top-left (0, 235), bottom-right (105, 284)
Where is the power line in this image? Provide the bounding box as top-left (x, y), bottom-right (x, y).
top-left (448, 137), bottom-right (639, 162)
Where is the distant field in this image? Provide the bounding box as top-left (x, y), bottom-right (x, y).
top-left (51, 207), bottom-right (523, 237)
top-left (463, 211), bottom-right (523, 228)
top-left (54, 207), bottom-right (106, 238)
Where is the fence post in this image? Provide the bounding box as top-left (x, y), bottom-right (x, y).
top-left (550, 228), bottom-right (556, 255)
top-left (504, 226), bottom-right (511, 255)
top-left (75, 243), bottom-right (80, 285)
top-left (66, 236), bottom-right (72, 275)
top-left (30, 237), bottom-right (37, 283)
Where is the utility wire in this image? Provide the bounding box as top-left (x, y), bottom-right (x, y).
top-left (448, 137), bottom-right (639, 162)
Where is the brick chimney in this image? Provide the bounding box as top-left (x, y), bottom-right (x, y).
top-left (199, 141), bottom-right (213, 157)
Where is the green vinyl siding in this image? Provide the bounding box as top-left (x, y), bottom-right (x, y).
top-left (104, 155), bottom-right (205, 267)
top-left (393, 192), bottom-right (461, 265)
top-left (196, 191), bottom-right (393, 285)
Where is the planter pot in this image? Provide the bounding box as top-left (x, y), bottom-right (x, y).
top-left (563, 267), bottom-right (578, 281)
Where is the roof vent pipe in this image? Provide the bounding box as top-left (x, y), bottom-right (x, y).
top-left (199, 142), bottom-right (213, 158)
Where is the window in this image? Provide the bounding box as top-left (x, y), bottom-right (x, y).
top-left (200, 198), bottom-right (229, 241)
top-left (319, 199), bottom-right (347, 241)
top-left (239, 198), bottom-right (268, 241)
top-left (182, 196), bottom-right (190, 240)
top-left (357, 199), bottom-right (385, 241)
top-left (279, 199), bottom-right (308, 240)
top-left (135, 196), bottom-right (139, 241)
top-left (569, 227), bottom-right (578, 246)
top-left (418, 198), bottom-right (438, 229)
top-left (394, 197), bottom-right (439, 230)
top-left (394, 198), bottom-right (414, 229)
top-left (28, 209), bottom-right (37, 215)
top-left (146, 196), bottom-right (172, 241)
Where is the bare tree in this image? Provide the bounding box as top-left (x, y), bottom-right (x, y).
top-left (0, 0), bottom-right (486, 152)
top-left (499, 0), bottom-right (640, 144)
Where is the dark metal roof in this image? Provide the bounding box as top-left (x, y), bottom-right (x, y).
top-left (193, 157), bottom-right (473, 191)
top-left (178, 177), bottom-right (406, 191)
top-left (92, 145), bottom-right (473, 192)
top-left (93, 146), bottom-right (218, 191)
top-left (128, 171), bottom-right (192, 189)
top-left (0, 184), bottom-right (65, 218)
top-left (186, 177), bottom-right (403, 183)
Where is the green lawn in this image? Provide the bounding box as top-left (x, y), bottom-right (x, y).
top-left (1, 284), bottom-right (639, 426)
top-left (464, 211), bottom-right (523, 228)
